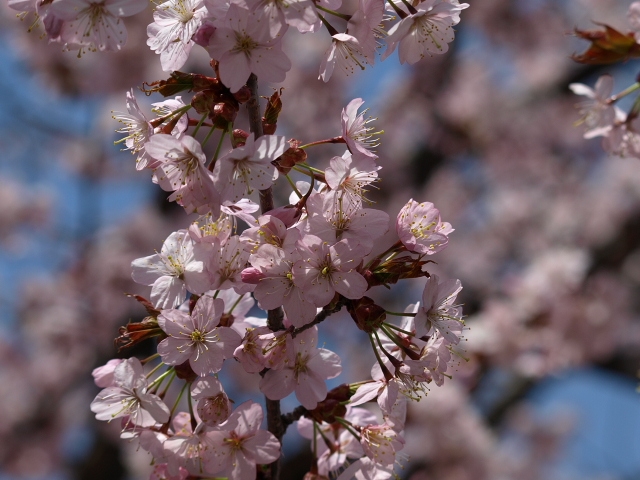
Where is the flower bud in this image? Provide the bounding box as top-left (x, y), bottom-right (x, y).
top-left (232, 128), bottom-right (250, 147)
top-left (233, 85), bottom-right (252, 104)
top-left (192, 20), bottom-right (216, 47)
top-left (306, 384), bottom-right (350, 424)
top-left (347, 297), bottom-right (386, 333)
top-left (174, 359), bottom-right (198, 382)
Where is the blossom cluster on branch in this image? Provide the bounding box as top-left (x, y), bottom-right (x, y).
top-left (570, 1), bottom-right (640, 159)
top-left (8, 0), bottom-right (471, 478)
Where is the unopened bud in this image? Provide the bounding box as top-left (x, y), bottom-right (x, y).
top-left (306, 384), bottom-right (350, 424)
top-left (213, 101), bottom-right (238, 123)
top-left (346, 296), bottom-right (386, 333)
top-left (233, 85), bottom-right (251, 104)
top-left (174, 360), bottom-right (198, 382)
top-left (232, 128), bottom-right (250, 147)
top-left (192, 20), bottom-right (216, 47)
top-left (263, 122), bottom-right (277, 135)
top-left (191, 89), bottom-right (219, 115)
top-left (273, 146), bottom-right (307, 174)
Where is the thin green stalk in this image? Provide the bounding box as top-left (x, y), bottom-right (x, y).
top-left (298, 163), bottom-right (325, 175)
top-left (316, 4), bottom-right (351, 21)
top-left (385, 310), bottom-right (416, 317)
top-left (170, 383), bottom-right (189, 418)
top-left (285, 174), bottom-right (303, 198)
top-left (228, 293), bottom-right (245, 314)
top-left (192, 113), bottom-right (208, 137)
top-left (318, 12), bottom-right (339, 36)
top-left (146, 361), bottom-right (166, 379)
top-left (201, 125), bottom-right (216, 147)
top-left (610, 82), bottom-right (640, 103)
top-left (384, 322), bottom-right (415, 336)
top-left (158, 370), bottom-right (176, 398)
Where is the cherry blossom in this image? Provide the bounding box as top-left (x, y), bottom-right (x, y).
top-left (131, 230), bottom-right (211, 309)
top-left (207, 4), bottom-right (291, 92)
top-left (191, 377), bottom-right (232, 426)
top-left (396, 199), bottom-right (453, 255)
top-left (569, 75), bottom-right (617, 139)
top-left (212, 133), bottom-right (288, 202)
top-left (245, 0), bottom-right (320, 34)
top-left (301, 191), bottom-right (390, 252)
top-left (360, 423), bottom-right (405, 466)
top-left (382, 0), bottom-right (469, 64)
top-left (243, 243), bottom-right (316, 327)
top-left (157, 295), bottom-right (241, 376)
top-left (341, 99), bottom-right (380, 161)
top-left (207, 401), bottom-right (281, 480)
top-left (259, 327), bottom-right (342, 409)
top-left (414, 274), bottom-right (463, 342)
top-left (90, 358), bottom-right (170, 428)
top-left (49, 0), bottom-right (148, 52)
top-left (147, 0), bottom-right (209, 71)
top-left (112, 89), bottom-right (155, 170)
top-left (293, 235), bottom-right (369, 307)
top-left (147, 134), bottom-right (220, 215)
top-left (319, 33), bottom-right (371, 82)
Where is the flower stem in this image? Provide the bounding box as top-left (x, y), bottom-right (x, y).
top-left (298, 136), bottom-right (346, 149)
top-left (192, 113), bottom-right (208, 137)
top-left (609, 82), bottom-right (640, 104)
top-left (318, 13), bottom-right (339, 36)
top-left (385, 310), bottom-right (416, 317)
top-left (316, 5), bottom-right (351, 21)
top-left (285, 174), bottom-right (303, 198)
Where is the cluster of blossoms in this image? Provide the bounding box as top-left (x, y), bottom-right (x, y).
top-left (91, 88), bottom-right (465, 478)
top-left (570, 2), bottom-right (640, 159)
top-left (9, 0), bottom-right (471, 477)
top-left (9, 0), bottom-right (468, 73)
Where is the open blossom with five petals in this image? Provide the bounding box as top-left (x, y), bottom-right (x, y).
top-left (293, 235), bottom-right (369, 307)
top-left (259, 327), bottom-right (342, 409)
top-left (205, 236), bottom-right (254, 294)
top-left (90, 358), bottom-right (170, 428)
top-left (147, 0), bottom-right (208, 71)
top-left (147, 134), bottom-right (220, 214)
top-left (213, 133), bottom-right (288, 202)
top-left (163, 413), bottom-right (220, 476)
top-left (326, 151), bottom-right (380, 209)
top-left (382, 0), bottom-right (469, 64)
top-left (207, 401), bottom-right (281, 480)
top-left (396, 199), bottom-right (453, 255)
top-left (414, 274), bottom-right (463, 342)
top-left (49, 0), bottom-right (148, 52)
top-left (207, 4), bottom-right (291, 92)
top-left (360, 423), bottom-right (405, 466)
top-left (302, 191), bottom-right (389, 252)
top-left (242, 243), bottom-right (316, 327)
top-left (158, 295), bottom-right (242, 376)
top-left (131, 230), bottom-right (211, 309)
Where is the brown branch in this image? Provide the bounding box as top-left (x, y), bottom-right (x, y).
top-left (291, 296), bottom-right (348, 339)
top-left (247, 73), bottom-right (285, 480)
